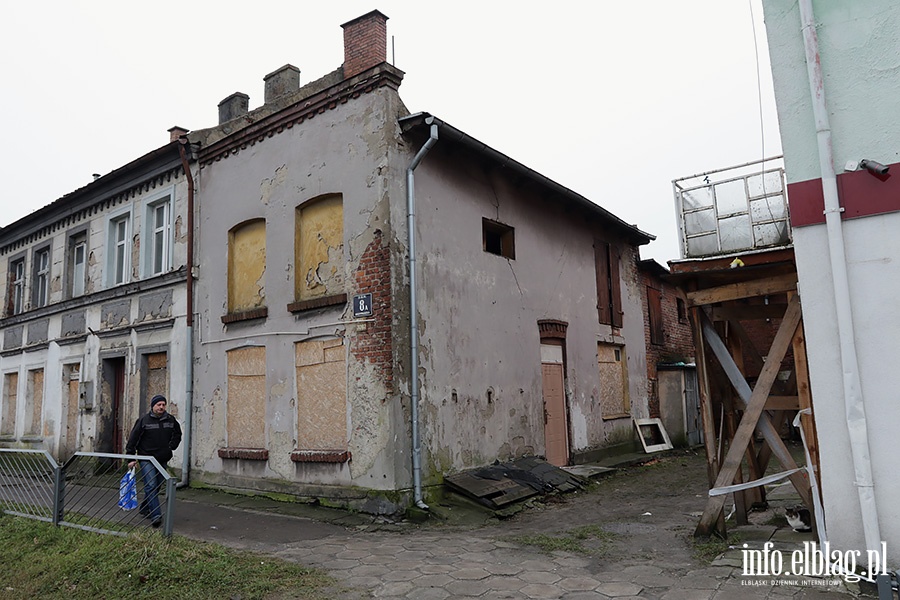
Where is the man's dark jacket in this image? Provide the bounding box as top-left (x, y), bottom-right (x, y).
top-left (125, 411), bottom-right (182, 465)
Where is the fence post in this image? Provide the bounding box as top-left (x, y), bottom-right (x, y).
top-left (164, 476), bottom-right (176, 537)
top-left (52, 464), bottom-right (64, 526)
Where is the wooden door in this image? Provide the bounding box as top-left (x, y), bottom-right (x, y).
top-left (541, 344), bottom-right (568, 466)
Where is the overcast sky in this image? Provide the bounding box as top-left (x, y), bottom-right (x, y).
top-left (0, 1), bottom-right (782, 264)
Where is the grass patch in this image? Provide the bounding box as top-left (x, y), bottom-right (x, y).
top-left (691, 533), bottom-right (743, 563)
top-left (0, 513), bottom-right (337, 600)
top-left (511, 525), bottom-right (618, 556)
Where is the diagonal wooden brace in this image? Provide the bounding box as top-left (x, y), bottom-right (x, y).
top-left (694, 295), bottom-right (811, 537)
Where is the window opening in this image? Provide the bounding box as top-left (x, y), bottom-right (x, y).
top-left (482, 218), bottom-right (515, 259)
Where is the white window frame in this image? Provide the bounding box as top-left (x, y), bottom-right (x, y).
top-left (10, 258), bottom-right (26, 315)
top-left (106, 206), bottom-right (133, 287)
top-left (141, 188), bottom-right (174, 278)
top-left (72, 240), bottom-right (86, 297)
top-left (33, 247), bottom-right (50, 308)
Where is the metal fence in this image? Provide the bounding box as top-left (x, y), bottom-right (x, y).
top-left (0, 449), bottom-right (175, 536)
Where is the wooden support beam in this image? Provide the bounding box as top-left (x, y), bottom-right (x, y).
top-left (766, 396), bottom-right (800, 410)
top-left (686, 273), bottom-right (797, 307)
top-left (726, 318), bottom-right (765, 378)
top-left (710, 304), bottom-right (788, 321)
top-left (695, 296), bottom-right (811, 537)
top-left (690, 305), bottom-right (726, 538)
top-left (791, 310), bottom-right (820, 496)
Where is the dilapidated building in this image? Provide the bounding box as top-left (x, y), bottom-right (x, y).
top-left (0, 135), bottom-right (192, 469)
top-left (1, 10), bottom-right (661, 513)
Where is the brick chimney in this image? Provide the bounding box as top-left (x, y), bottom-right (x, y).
top-left (263, 64), bottom-right (300, 104)
top-left (168, 125), bottom-right (189, 142)
top-left (341, 10), bottom-right (388, 79)
top-left (218, 92), bottom-right (250, 124)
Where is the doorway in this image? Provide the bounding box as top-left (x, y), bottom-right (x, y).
top-left (99, 357), bottom-right (126, 453)
top-left (541, 343), bottom-right (569, 467)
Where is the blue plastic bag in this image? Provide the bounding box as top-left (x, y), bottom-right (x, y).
top-left (118, 467), bottom-right (138, 511)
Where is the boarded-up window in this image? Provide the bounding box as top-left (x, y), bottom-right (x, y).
top-left (647, 287), bottom-right (664, 346)
top-left (62, 364), bottom-right (81, 459)
top-left (598, 343), bottom-right (630, 418)
top-left (144, 352), bottom-right (168, 412)
top-left (296, 195), bottom-right (343, 301)
top-left (228, 219), bottom-right (267, 313)
top-left (595, 241), bottom-right (623, 327)
top-left (1, 373), bottom-right (18, 436)
top-left (295, 338), bottom-right (347, 450)
top-left (25, 369), bottom-right (44, 436)
top-left (226, 346), bottom-right (266, 448)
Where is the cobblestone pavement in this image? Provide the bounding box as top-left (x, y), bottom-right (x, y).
top-left (175, 452), bottom-right (866, 599)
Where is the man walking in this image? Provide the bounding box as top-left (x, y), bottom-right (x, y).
top-left (126, 394), bottom-right (182, 527)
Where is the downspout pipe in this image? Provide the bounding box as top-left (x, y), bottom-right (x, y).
top-left (176, 138), bottom-right (195, 490)
top-left (406, 117), bottom-right (438, 510)
top-left (798, 0), bottom-right (881, 552)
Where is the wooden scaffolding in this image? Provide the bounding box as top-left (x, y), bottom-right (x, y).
top-left (667, 247), bottom-right (820, 538)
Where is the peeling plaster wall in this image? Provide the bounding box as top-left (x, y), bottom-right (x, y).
top-left (192, 87), bottom-right (408, 494)
top-left (764, 0), bottom-right (900, 561)
top-left (401, 142), bottom-right (649, 478)
top-left (0, 170), bottom-right (190, 465)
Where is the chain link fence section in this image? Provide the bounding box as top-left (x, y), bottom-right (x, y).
top-left (0, 449), bottom-right (175, 536)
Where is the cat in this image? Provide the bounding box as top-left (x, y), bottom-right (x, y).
top-left (785, 506), bottom-right (812, 532)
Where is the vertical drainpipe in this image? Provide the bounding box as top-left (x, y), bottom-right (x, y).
top-left (407, 117), bottom-right (438, 509)
top-left (177, 138), bottom-right (195, 489)
top-left (797, 0), bottom-right (881, 552)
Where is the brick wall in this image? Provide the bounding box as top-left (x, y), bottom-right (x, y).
top-left (350, 229), bottom-right (393, 392)
top-left (640, 267), bottom-right (695, 418)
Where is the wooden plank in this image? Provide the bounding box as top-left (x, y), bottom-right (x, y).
top-left (695, 296), bottom-right (810, 537)
top-left (791, 310), bottom-right (820, 496)
top-left (689, 304), bottom-right (726, 538)
top-left (669, 248), bottom-right (796, 275)
top-left (687, 273), bottom-right (797, 307)
top-left (710, 304), bottom-right (788, 321)
top-left (766, 396), bottom-right (800, 410)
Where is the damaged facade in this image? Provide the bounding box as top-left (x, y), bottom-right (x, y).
top-left (1, 10), bottom-right (659, 512)
top-left (0, 134), bottom-right (191, 467)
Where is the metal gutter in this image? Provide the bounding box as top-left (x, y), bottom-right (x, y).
top-left (406, 116), bottom-right (439, 510)
top-left (176, 139), bottom-right (196, 490)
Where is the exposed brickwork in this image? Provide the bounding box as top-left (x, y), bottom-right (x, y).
top-left (218, 447), bottom-right (269, 460)
top-left (640, 264), bottom-right (695, 419)
top-left (537, 319), bottom-right (568, 340)
top-left (350, 230), bottom-right (393, 393)
top-left (287, 293), bottom-right (347, 314)
top-left (342, 10), bottom-right (388, 79)
top-left (221, 306), bottom-right (268, 324)
top-left (290, 449), bottom-right (351, 463)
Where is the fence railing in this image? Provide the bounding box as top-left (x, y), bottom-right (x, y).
top-left (0, 449), bottom-right (175, 536)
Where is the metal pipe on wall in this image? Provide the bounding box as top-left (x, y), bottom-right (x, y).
top-left (406, 117), bottom-right (438, 510)
top-left (176, 138), bottom-right (195, 490)
top-left (798, 0), bottom-right (881, 552)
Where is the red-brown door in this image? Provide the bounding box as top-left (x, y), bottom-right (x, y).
top-left (541, 344), bottom-right (569, 466)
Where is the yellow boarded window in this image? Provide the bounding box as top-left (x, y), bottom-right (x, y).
top-left (228, 219), bottom-right (266, 313)
top-left (295, 195), bottom-right (343, 301)
top-left (26, 369), bottom-right (44, 436)
top-left (226, 346), bottom-right (266, 448)
top-left (598, 343), bottom-right (630, 419)
top-left (1, 372), bottom-right (18, 436)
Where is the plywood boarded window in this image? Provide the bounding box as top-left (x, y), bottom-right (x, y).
top-left (296, 195), bottom-right (343, 301)
top-left (25, 369), bottom-right (44, 436)
top-left (144, 352), bottom-right (168, 410)
top-left (594, 241), bottom-right (623, 327)
top-left (1, 373), bottom-right (18, 436)
top-left (598, 343), bottom-right (630, 419)
top-left (295, 338), bottom-right (347, 450)
top-left (228, 219), bottom-right (267, 313)
top-left (647, 286), bottom-right (664, 346)
top-left (226, 346), bottom-right (266, 448)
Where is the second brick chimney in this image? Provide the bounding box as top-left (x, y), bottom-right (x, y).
top-left (341, 10), bottom-right (388, 79)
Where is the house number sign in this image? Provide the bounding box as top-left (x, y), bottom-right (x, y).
top-left (353, 293), bottom-right (373, 317)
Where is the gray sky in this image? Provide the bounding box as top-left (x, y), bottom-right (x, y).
top-left (0, 1), bottom-right (782, 264)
